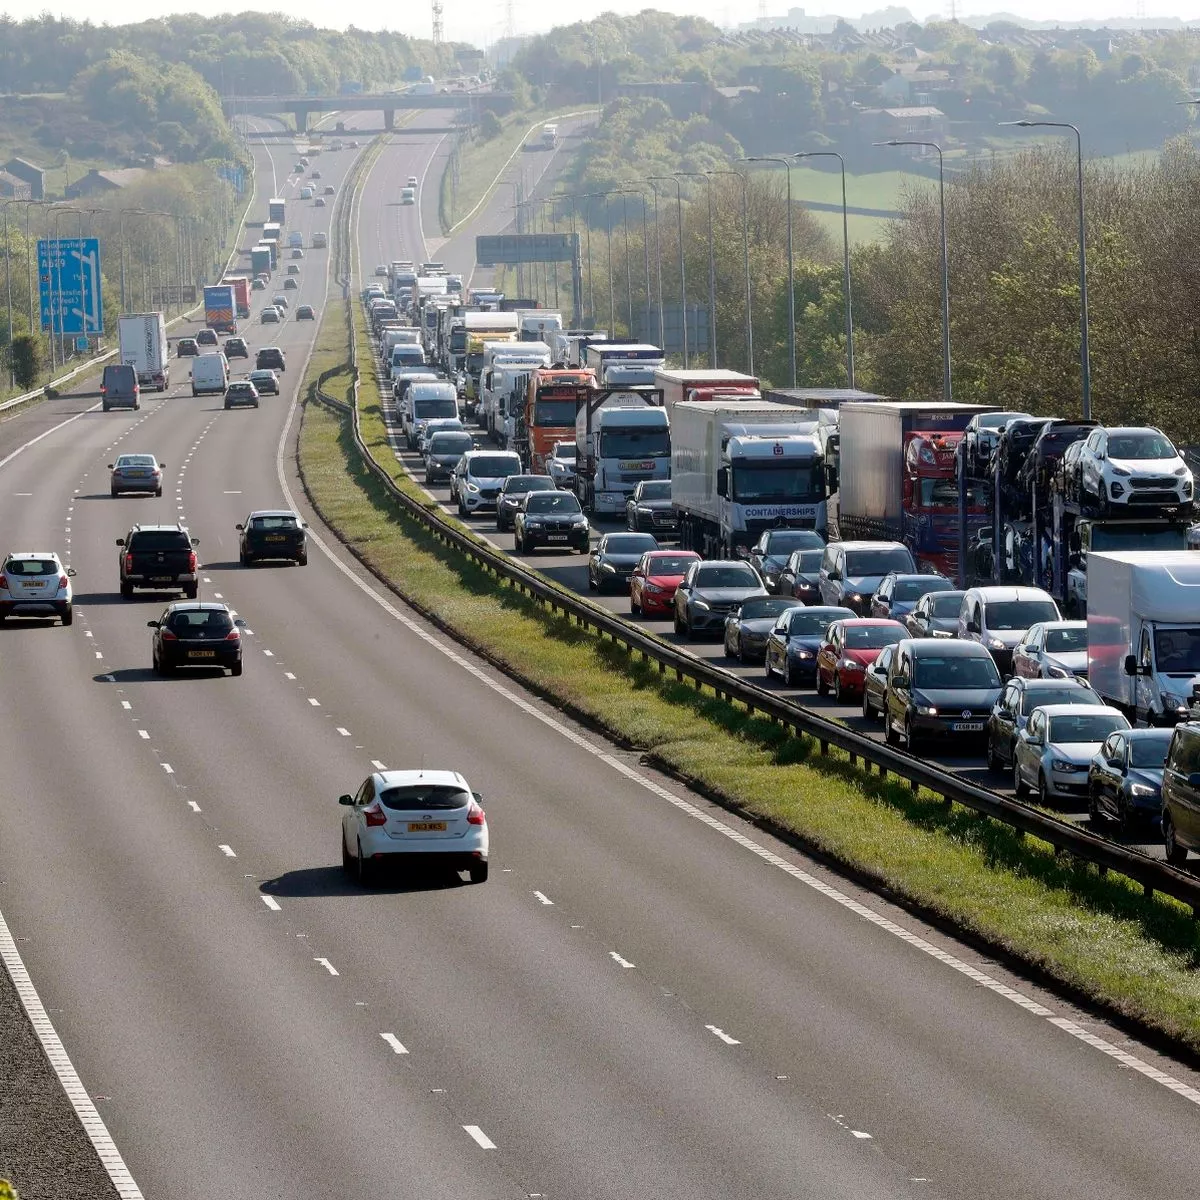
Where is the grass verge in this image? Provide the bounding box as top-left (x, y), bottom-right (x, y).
top-left (297, 314), bottom-right (1200, 1056)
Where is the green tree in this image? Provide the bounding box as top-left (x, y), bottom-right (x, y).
top-left (10, 334), bottom-right (41, 389)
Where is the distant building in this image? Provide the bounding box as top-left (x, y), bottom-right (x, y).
top-left (65, 167), bottom-right (150, 199)
top-left (616, 81), bottom-right (711, 117)
top-left (0, 170), bottom-right (32, 200)
top-left (859, 105), bottom-right (947, 143)
top-left (2, 157), bottom-right (44, 199)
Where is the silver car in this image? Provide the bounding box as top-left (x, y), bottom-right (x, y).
top-left (1011, 620), bottom-right (1088, 680)
top-left (674, 560), bottom-right (768, 639)
top-left (424, 430), bottom-right (474, 484)
top-left (0, 551), bottom-right (75, 625)
top-left (547, 441), bottom-right (577, 489)
top-left (110, 452), bottom-right (165, 497)
top-left (1012, 702), bottom-right (1129, 805)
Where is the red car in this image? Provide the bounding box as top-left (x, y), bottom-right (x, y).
top-left (815, 618), bottom-right (907, 701)
top-left (629, 549), bottom-right (702, 616)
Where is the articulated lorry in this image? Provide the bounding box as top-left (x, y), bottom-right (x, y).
top-left (480, 342), bottom-right (552, 443)
top-left (203, 284), bottom-right (237, 334)
top-left (656, 369), bottom-right (760, 417)
top-left (1088, 551), bottom-right (1200, 725)
top-left (117, 312), bottom-right (169, 392)
top-left (512, 367), bottom-right (597, 473)
top-left (222, 276), bottom-right (251, 319)
top-left (582, 342), bottom-right (665, 387)
top-left (670, 400), bottom-right (827, 559)
top-left (836, 401), bottom-right (996, 582)
top-left (575, 390), bottom-right (669, 514)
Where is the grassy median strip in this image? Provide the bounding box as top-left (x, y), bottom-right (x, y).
top-left (297, 317), bottom-right (1200, 1053)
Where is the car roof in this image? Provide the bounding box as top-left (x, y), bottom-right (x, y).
top-left (1013, 676), bottom-right (1093, 690)
top-left (1104, 425), bottom-right (1164, 436)
top-left (131, 523), bottom-right (188, 532)
top-left (1037, 620), bottom-right (1086, 630)
top-left (970, 586), bottom-right (1055, 601)
top-left (838, 540), bottom-right (908, 552)
top-left (164, 601), bottom-right (231, 613)
top-left (838, 617), bottom-right (907, 627)
top-left (5, 550), bottom-right (61, 560)
top-left (1038, 703), bottom-right (1125, 719)
top-left (464, 449), bottom-right (519, 461)
top-left (646, 549), bottom-right (699, 559)
top-left (247, 509), bottom-right (299, 519)
top-left (905, 638), bottom-right (994, 656)
top-left (374, 769), bottom-right (468, 790)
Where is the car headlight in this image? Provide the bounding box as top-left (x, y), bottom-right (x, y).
top-left (1175, 466), bottom-right (1189, 477)
top-left (636, 505), bottom-right (654, 514)
top-left (1110, 466), bottom-right (1131, 477)
top-left (599, 561), bottom-right (616, 573)
top-left (839, 658), bottom-right (862, 671)
top-left (643, 583), bottom-right (665, 594)
top-left (1128, 783), bottom-right (1158, 798)
top-left (987, 637), bottom-right (1007, 651)
top-left (1162, 693), bottom-right (1190, 714)
top-left (691, 598), bottom-right (710, 610)
top-left (916, 705), bottom-right (938, 716)
top-left (1050, 758), bottom-right (1081, 772)
top-left (465, 481), bottom-right (479, 493)
top-left (524, 518), bottom-right (544, 528)
top-left (1045, 665), bottom-right (1071, 679)
top-left (1184, 481), bottom-right (1193, 497)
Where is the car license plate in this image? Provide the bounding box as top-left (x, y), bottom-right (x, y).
top-left (21, 581), bottom-right (42, 588)
top-left (150, 576), bottom-right (172, 583)
top-left (546, 534), bottom-right (569, 541)
top-left (188, 650), bottom-right (216, 658)
top-left (407, 821), bottom-right (446, 832)
top-left (266, 535), bottom-right (286, 542)
top-left (953, 721), bottom-right (984, 732)
top-left (128, 470), bottom-right (148, 477)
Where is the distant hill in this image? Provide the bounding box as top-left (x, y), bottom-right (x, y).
top-left (962, 12), bottom-right (1192, 29)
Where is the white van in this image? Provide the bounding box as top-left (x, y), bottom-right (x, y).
top-left (400, 186), bottom-right (416, 206)
top-left (191, 352), bottom-right (229, 397)
top-left (388, 342), bottom-right (427, 378)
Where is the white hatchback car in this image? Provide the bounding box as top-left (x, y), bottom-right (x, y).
top-left (339, 769), bottom-right (489, 885)
top-left (0, 551), bottom-right (76, 625)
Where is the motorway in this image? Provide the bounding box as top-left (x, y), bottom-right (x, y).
top-left (2, 108), bottom-right (1200, 1199)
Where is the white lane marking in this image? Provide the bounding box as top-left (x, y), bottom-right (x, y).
top-left (314, 957), bottom-right (339, 976)
top-left (161, 763), bottom-right (174, 775)
top-left (463, 1125), bottom-right (496, 1149)
top-left (213, 592), bottom-right (223, 600)
top-left (218, 844), bottom-right (237, 858)
top-left (242, 629), bottom-right (254, 637)
top-left (0, 909), bottom-right (145, 1199)
top-left (370, 759), bottom-right (387, 770)
top-left (13, 491), bottom-right (32, 496)
top-left (223, 490), bottom-right (242, 494)
top-left (308, 697), bottom-right (321, 706)
top-left (381, 1033), bottom-right (409, 1054)
top-left (533, 891), bottom-right (554, 906)
top-left (137, 730), bottom-right (149, 739)
top-left (0, 400), bottom-right (103, 473)
top-left (263, 649), bottom-right (274, 657)
top-left (202, 577), bottom-right (211, 583)
top-left (121, 701), bottom-right (131, 710)
top-left (262, 896), bottom-right (281, 911)
top-left (284, 672), bottom-right (296, 680)
top-left (94, 651), bottom-right (103, 659)
top-left (609, 951), bottom-right (636, 969)
top-left (187, 801), bottom-right (201, 812)
top-left (852, 1131), bottom-right (873, 1140)
top-left (706, 1025), bottom-right (741, 1046)
top-left (337, 727), bottom-right (351, 737)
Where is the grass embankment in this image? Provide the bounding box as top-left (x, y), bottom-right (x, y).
top-left (296, 302), bottom-right (1200, 1053)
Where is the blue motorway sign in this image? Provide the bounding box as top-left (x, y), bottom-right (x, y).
top-left (218, 161), bottom-right (246, 195)
top-left (39, 237), bottom-right (103, 336)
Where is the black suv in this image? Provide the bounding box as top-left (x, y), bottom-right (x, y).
top-left (256, 347), bottom-right (286, 372)
top-left (236, 510), bottom-right (308, 566)
top-left (116, 524), bottom-right (199, 598)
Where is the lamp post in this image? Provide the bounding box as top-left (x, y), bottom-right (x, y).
top-left (674, 172), bottom-right (717, 367)
top-left (618, 182), bottom-right (653, 343)
top-left (649, 175), bottom-right (687, 365)
top-left (707, 169), bottom-right (753, 376)
top-left (794, 151), bottom-right (855, 388)
top-left (741, 156), bottom-right (795, 387)
top-left (1000, 119), bottom-right (1090, 419)
top-left (875, 139), bottom-right (951, 401)
top-left (496, 180), bottom-right (521, 296)
top-left (640, 178), bottom-right (666, 350)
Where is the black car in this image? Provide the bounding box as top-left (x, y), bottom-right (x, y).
top-left (625, 480), bottom-right (677, 536)
top-left (1017, 420), bottom-right (1098, 498)
top-left (223, 337), bottom-right (249, 360)
top-left (749, 529), bottom-right (826, 595)
top-left (985, 676), bottom-right (1101, 772)
top-left (961, 411), bottom-right (1031, 477)
top-left (148, 602), bottom-right (246, 676)
top-left (762, 605), bottom-right (855, 686)
top-left (248, 369), bottom-right (280, 395)
top-left (237, 510), bottom-right (308, 566)
top-left (496, 474), bottom-right (557, 532)
top-left (588, 532), bottom-right (659, 592)
top-left (117, 523), bottom-right (199, 599)
top-left (296, 305), bottom-right (315, 321)
top-left (1088, 727), bottom-right (1173, 835)
top-left (869, 572), bottom-right (953, 621)
top-left (723, 596), bottom-right (798, 663)
top-left (176, 338), bottom-right (199, 357)
top-left (514, 491), bottom-right (590, 553)
top-left (990, 417), bottom-right (1053, 506)
top-left (904, 589), bottom-right (965, 638)
top-left (884, 638), bottom-right (1003, 753)
top-left (224, 381), bottom-right (259, 409)
top-left (425, 430), bottom-right (475, 484)
top-left (256, 347), bottom-right (286, 372)
top-left (777, 547), bottom-right (825, 604)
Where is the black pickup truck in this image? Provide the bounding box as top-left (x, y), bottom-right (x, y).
top-left (117, 524), bottom-right (200, 598)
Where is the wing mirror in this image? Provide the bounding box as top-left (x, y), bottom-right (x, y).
top-left (66, 567), bottom-right (76, 578)
top-left (115, 537), bottom-right (125, 546)
top-left (1123, 654), bottom-right (1139, 677)
top-left (338, 793), bottom-right (354, 806)
top-left (235, 523), bottom-right (244, 531)
top-left (827, 570), bottom-right (841, 582)
top-left (234, 618), bottom-right (248, 628)
top-left (146, 620), bottom-right (159, 628)
top-left (892, 674), bottom-right (910, 688)
top-left (967, 619), bottom-right (980, 634)
top-left (107, 463), bottom-right (114, 469)
top-left (190, 537), bottom-right (200, 547)
top-left (159, 462), bottom-right (166, 469)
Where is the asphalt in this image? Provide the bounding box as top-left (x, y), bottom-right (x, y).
top-left (0, 109), bottom-right (1199, 1200)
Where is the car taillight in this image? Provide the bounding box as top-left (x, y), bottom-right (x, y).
top-left (58, 574), bottom-right (68, 588)
top-left (187, 551), bottom-right (197, 571)
top-left (225, 628), bottom-right (240, 641)
top-left (467, 802), bottom-right (486, 826)
top-left (364, 805), bottom-right (387, 827)
top-left (0, 575), bottom-right (7, 590)
top-left (160, 628), bottom-right (177, 641)
top-left (124, 553), bottom-right (134, 572)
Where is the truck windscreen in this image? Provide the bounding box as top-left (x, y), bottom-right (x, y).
top-left (1154, 628), bottom-right (1200, 674)
top-left (732, 462), bottom-right (824, 504)
top-left (919, 479), bottom-right (990, 509)
top-left (599, 428), bottom-right (670, 458)
top-left (535, 399), bottom-right (577, 425)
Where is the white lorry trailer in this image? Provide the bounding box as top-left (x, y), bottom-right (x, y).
top-left (670, 400), bottom-right (827, 558)
top-left (582, 342), bottom-right (665, 386)
top-left (1087, 550), bottom-right (1200, 726)
top-left (117, 312), bottom-right (169, 392)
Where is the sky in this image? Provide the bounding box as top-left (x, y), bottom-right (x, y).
top-left (2, 0), bottom-right (1199, 48)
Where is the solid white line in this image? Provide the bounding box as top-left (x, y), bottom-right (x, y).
top-left (609, 952), bottom-right (636, 969)
top-left (218, 844), bottom-right (236, 858)
top-left (462, 1125), bottom-right (496, 1149)
top-left (381, 1032), bottom-right (408, 1054)
top-left (0, 909), bottom-right (145, 1198)
top-left (371, 759), bottom-right (387, 770)
top-left (120, 701), bottom-right (131, 710)
top-left (314, 957), bottom-right (339, 976)
top-left (187, 801), bottom-right (201, 813)
top-left (261, 896), bottom-right (281, 911)
top-left (284, 672), bottom-right (296, 680)
top-left (263, 649), bottom-right (274, 657)
top-left (137, 730), bottom-right (149, 739)
top-left (308, 697), bottom-right (321, 707)
top-left (337, 727), bottom-right (351, 737)
top-left (161, 763), bottom-right (174, 775)
top-left (705, 1024), bottom-right (740, 1046)
top-left (533, 891), bottom-right (554, 906)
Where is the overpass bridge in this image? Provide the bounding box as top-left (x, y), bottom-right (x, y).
top-left (222, 91), bottom-right (513, 132)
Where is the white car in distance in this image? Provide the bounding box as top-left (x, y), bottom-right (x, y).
top-left (339, 769), bottom-right (489, 885)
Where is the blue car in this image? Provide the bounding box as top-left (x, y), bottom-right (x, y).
top-left (763, 605), bottom-right (855, 687)
top-left (1088, 727), bottom-right (1173, 835)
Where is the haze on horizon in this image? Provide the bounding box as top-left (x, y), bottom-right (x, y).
top-left (2, 0), bottom-right (1199, 48)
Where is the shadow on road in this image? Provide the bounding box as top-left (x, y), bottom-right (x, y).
top-left (260, 864), bottom-right (467, 897)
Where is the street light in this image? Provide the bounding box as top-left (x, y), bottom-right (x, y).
top-left (794, 151), bottom-right (855, 388)
top-left (707, 169), bottom-right (753, 376)
top-left (1000, 119), bottom-right (1090, 419)
top-left (741, 156), bottom-right (795, 387)
top-left (617, 182), bottom-right (653, 341)
top-left (674, 173), bottom-right (717, 368)
top-left (874, 139), bottom-right (951, 401)
top-left (649, 176), bottom-right (687, 366)
top-left (627, 178), bottom-right (665, 350)
top-left (496, 180), bottom-right (522, 295)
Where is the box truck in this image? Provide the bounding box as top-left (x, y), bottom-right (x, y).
top-left (670, 400), bottom-right (827, 558)
top-left (251, 245), bottom-right (273, 277)
top-left (222, 276), bottom-right (251, 319)
top-left (117, 312), bottom-right (169, 392)
top-left (656, 368), bottom-right (761, 417)
top-left (583, 342), bottom-right (665, 387)
top-left (268, 197), bottom-right (286, 225)
top-left (1088, 551), bottom-right (1200, 726)
top-left (203, 285), bottom-right (237, 334)
top-left (575, 389), bottom-right (669, 514)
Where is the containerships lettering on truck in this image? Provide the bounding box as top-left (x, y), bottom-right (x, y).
top-left (203, 285), bottom-right (237, 334)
